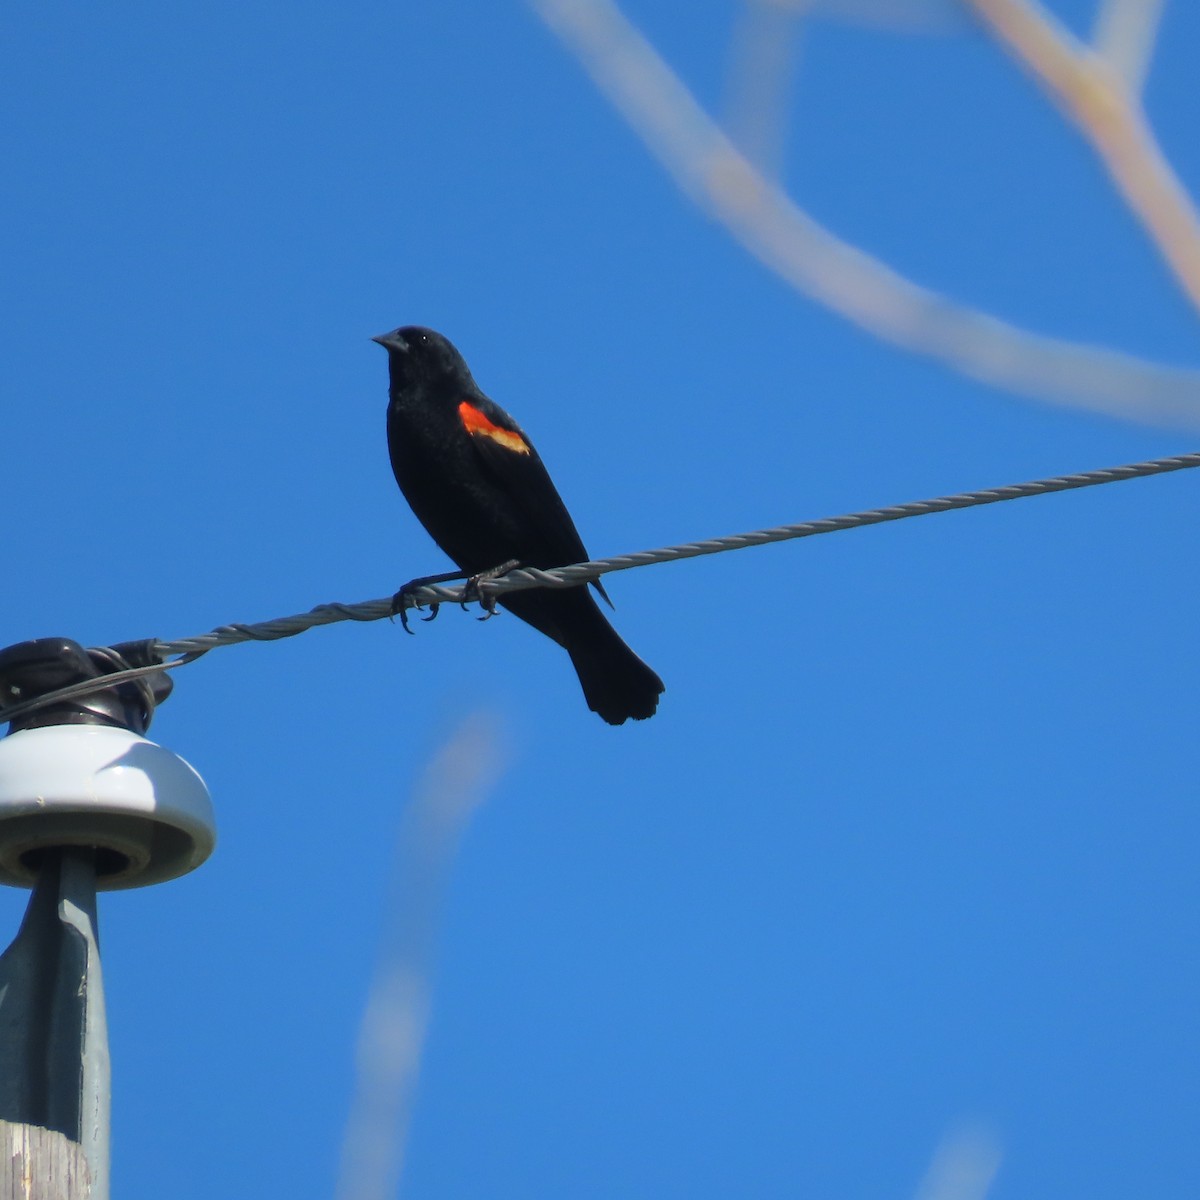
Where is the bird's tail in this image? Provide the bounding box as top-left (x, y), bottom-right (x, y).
top-left (567, 624), bottom-right (664, 725)
top-left (501, 588), bottom-right (664, 724)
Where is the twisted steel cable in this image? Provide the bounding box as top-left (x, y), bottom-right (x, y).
top-left (154, 448), bottom-right (1200, 657)
top-left (2, 448), bottom-right (1197, 726)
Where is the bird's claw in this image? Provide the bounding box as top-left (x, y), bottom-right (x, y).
top-left (462, 559), bottom-right (520, 621)
top-left (390, 561), bottom-right (518, 631)
top-left (389, 589), bottom-right (420, 634)
top-left (475, 590), bottom-right (501, 622)
top-left (391, 572), bottom-right (463, 634)
top-left (392, 598), bottom-right (440, 634)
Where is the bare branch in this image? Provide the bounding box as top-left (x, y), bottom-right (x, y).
top-left (724, 0), bottom-right (807, 179)
top-left (528, 0), bottom-right (1200, 426)
top-left (1093, 0), bottom-right (1166, 93)
top-left (914, 1125), bottom-right (1002, 1200)
top-left (963, 0), bottom-right (1200, 314)
top-left (813, 0), bottom-right (963, 32)
top-left (335, 713), bottom-right (509, 1200)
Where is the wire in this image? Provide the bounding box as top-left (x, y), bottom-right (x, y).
top-left (154, 447), bottom-right (1200, 657)
top-left (0, 654), bottom-right (206, 728)
top-left (3, 447), bottom-right (1198, 724)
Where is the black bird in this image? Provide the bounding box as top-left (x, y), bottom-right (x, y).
top-left (375, 325), bottom-right (664, 725)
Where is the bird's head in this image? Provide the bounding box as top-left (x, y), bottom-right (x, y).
top-left (372, 325), bottom-right (472, 394)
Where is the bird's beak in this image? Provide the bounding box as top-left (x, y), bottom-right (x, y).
top-left (372, 330), bottom-right (407, 352)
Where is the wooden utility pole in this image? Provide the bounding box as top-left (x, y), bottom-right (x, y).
top-left (2, 1124), bottom-right (91, 1199)
top-left (0, 639), bottom-right (215, 1200)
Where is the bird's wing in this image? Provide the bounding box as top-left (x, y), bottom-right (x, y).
top-left (456, 395), bottom-right (612, 606)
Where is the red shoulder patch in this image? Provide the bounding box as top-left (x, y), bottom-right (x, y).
top-left (458, 401), bottom-right (531, 455)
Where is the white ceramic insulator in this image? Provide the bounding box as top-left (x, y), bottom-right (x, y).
top-left (0, 725), bottom-right (215, 890)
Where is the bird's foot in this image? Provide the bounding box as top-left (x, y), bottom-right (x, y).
top-left (390, 570), bottom-right (469, 634)
top-left (462, 559), bottom-right (521, 621)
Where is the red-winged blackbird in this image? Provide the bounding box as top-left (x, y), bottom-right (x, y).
top-left (375, 325), bottom-right (664, 725)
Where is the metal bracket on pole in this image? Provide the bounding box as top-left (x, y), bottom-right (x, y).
top-left (0, 639), bottom-right (216, 1200)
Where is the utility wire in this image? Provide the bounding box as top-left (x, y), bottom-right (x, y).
top-left (155, 447), bottom-right (1200, 657)
top-left (2, 447), bottom-right (1198, 725)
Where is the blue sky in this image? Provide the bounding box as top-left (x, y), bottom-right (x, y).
top-left (2, 2), bottom-right (1199, 1197)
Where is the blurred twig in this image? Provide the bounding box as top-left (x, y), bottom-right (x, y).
top-left (812, 0), bottom-right (962, 29)
top-left (962, 0), bottom-right (1200, 312)
top-left (725, 0), bottom-right (806, 178)
top-left (1093, 0), bottom-right (1166, 92)
top-left (335, 713), bottom-right (508, 1200)
top-left (914, 1125), bottom-right (1002, 1200)
top-left (528, 0), bottom-right (1200, 426)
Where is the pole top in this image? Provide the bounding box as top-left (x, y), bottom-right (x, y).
top-left (0, 637), bottom-right (171, 735)
top-left (0, 638), bottom-right (215, 890)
